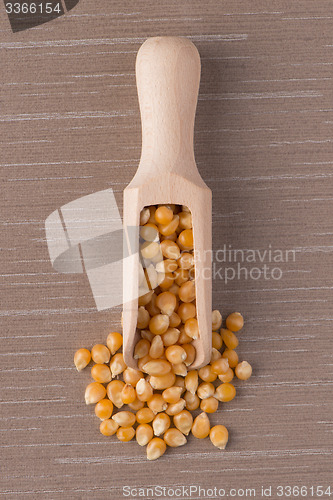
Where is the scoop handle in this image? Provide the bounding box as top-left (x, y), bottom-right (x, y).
top-left (136, 36), bottom-right (201, 177)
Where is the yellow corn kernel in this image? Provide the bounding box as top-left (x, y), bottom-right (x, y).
top-left (147, 394), bottom-right (168, 414)
top-left (149, 335), bottom-right (164, 359)
top-left (158, 215), bottom-right (179, 236)
top-left (141, 241), bottom-right (160, 260)
top-left (169, 312), bottom-right (181, 328)
top-left (112, 411), bottom-right (136, 427)
top-left (91, 344), bottom-right (110, 364)
top-left (166, 398), bottom-right (186, 416)
top-left (94, 399), bottom-right (114, 420)
top-left (155, 205), bottom-right (173, 225)
top-left (137, 306), bottom-right (150, 329)
top-left (182, 344), bottom-right (196, 367)
top-left (178, 229), bottom-right (193, 250)
top-left (149, 371), bottom-right (176, 390)
top-left (158, 272), bottom-right (175, 290)
top-left (177, 328), bottom-right (193, 345)
top-left (142, 359), bottom-right (172, 377)
top-left (178, 280), bottom-right (195, 303)
top-left (149, 314), bottom-right (170, 335)
top-left (197, 382), bottom-right (215, 400)
top-left (174, 268), bottom-right (190, 286)
top-left (212, 310), bottom-right (222, 331)
top-left (141, 329), bottom-right (155, 342)
top-left (100, 418), bottom-right (118, 436)
top-left (174, 376), bottom-right (186, 392)
top-left (162, 386), bottom-right (183, 404)
top-left (177, 252), bottom-right (194, 271)
top-left (138, 290), bottom-right (154, 307)
top-left (146, 437), bottom-right (167, 461)
top-left (110, 353), bottom-right (127, 378)
top-left (191, 412), bottom-right (210, 439)
top-left (218, 367), bottom-right (234, 384)
top-left (184, 318), bottom-right (199, 340)
top-left (235, 361), bottom-right (252, 380)
top-left (84, 382), bottom-right (106, 405)
top-left (160, 240), bottom-right (181, 260)
top-left (74, 348), bottom-right (91, 371)
top-left (211, 357), bottom-right (229, 376)
top-left (162, 327), bottom-right (180, 346)
top-left (116, 426), bottom-right (135, 442)
top-left (171, 362), bottom-right (187, 377)
top-left (177, 302), bottom-right (196, 322)
top-left (147, 206), bottom-right (157, 224)
top-left (140, 223), bottom-right (159, 242)
top-left (222, 349), bottom-right (239, 368)
top-left (134, 339), bottom-right (150, 359)
top-left (215, 383), bottom-right (236, 403)
top-left (156, 259), bottom-right (178, 274)
top-left (122, 367), bottom-right (143, 387)
top-left (210, 425), bottom-right (229, 449)
top-left (164, 428), bottom-right (187, 447)
top-left (165, 345), bottom-right (187, 365)
top-left (184, 391), bottom-right (200, 411)
top-left (128, 398), bottom-right (145, 411)
top-left (200, 396), bottom-right (219, 413)
top-left (155, 291), bottom-right (177, 316)
top-left (178, 211), bottom-right (192, 230)
top-left (121, 384), bottom-right (136, 404)
top-left (106, 332), bottom-right (123, 355)
top-left (212, 331), bottom-right (223, 350)
top-left (140, 207), bottom-right (151, 226)
top-left (173, 409), bottom-right (193, 436)
top-left (136, 423), bottom-right (154, 446)
top-left (145, 293), bottom-right (160, 317)
top-left (226, 312), bottom-right (244, 332)
top-left (221, 328), bottom-right (239, 350)
top-left (210, 348), bottom-right (222, 364)
top-left (198, 365), bottom-right (217, 383)
top-left (136, 407), bottom-right (155, 424)
top-left (106, 380), bottom-right (125, 409)
top-left (185, 370), bottom-right (199, 395)
top-left (137, 354), bottom-right (153, 371)
top-left (91, 363), bottom-right (112, 384)
top-left (152, 412), bottom-right (171, 436)
top-left (136, 378), bottom-right (153, 402)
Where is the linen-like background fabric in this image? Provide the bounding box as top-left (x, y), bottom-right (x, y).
top-left (1, 1), bottom-right (332, 498)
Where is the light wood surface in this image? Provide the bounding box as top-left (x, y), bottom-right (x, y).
top-left (1, 1), bottom-right (332, 498)
top-left (123, 37), bottom-right (212, 369)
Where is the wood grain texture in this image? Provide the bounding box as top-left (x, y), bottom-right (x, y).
top-left (1, 0), bottom-right (332, 498)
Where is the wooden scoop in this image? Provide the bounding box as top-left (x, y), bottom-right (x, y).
top-left (123, 36), bottom-right (212, 370)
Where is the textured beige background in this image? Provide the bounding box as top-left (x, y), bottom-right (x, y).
top-left (1, 1), bottom-right (333, 498)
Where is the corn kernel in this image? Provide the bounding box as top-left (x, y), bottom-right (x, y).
top-left (106, 380), bottom-right (125, 409)
top-left (197, 382), bottom-right (215, 400)
top-left (147, 394), bottom-right (168, 414)
top-left (177, 302), bottom-right (196, 322)
top-left (85, 382), bottom-right (106, 405)
top-left (134, 339), bottom-right (150, 359)
top-left (168, 312), bottom-right (181, 328)
top-left (140, 223), bottom-right (158, 241)
top-left (166, 398), bottom-right (186, 416)
top-left (210, 348), bottom-right (222, 363)
top-left (152, 412), bottom-right (171, 436)
top-left (218, 367), bottom-right (234, 383)
top-left (173, 410), bottom-right (193, 435)
top-left (178, 280), bottom-right (195, 303)
top-left (140, 207), bottom-right (151, 225)
top-left (211, 357), bottom-right (229, 376)
top-left (112, 411), bottom-right (136, 427)
top-left (184, 391), bottom-right (200, 411)
top-left (212, 310), bottom-right (222, 331)
top-left (91, 344), bottom-right (110, 364)
top-left (100, 419), bottom-right (118, 436)
top-left (164, 428), bottom-right (187, 447)
top-left (95, 399), bottom-right (114, 420)
top-left (138, 290), bottom-right (154, 307)
top-left (198, 365), bottom-right (217, 383)
top-left (91, 363), bottom-right (112, 384)
top-left (162, 386), bottom-right (183, 404)
top-left (185, 370), bottom-right (198, 395)
top-left (178, 229), bottom-right (193, 250)
top-left (146, 437), bottom-right (167, 460)
top-left (122, 367), bottom-right (143, 387)
top-left (110, 353), bottom-right (127, 378)
top-left (137, 306), bottom-right (150, 329)
top-left (210, 425), bottom-right (229, 449)
top-left (192, 412), bottom-right (210, 439)
top-left (221, 329), bottom-right (239, 350)
top-left (136, 378), bottom-right (153, 402)
top-left (149, 371), bottom-right (176, 390)
top-left (158, 215), bottom-right (179, 236)
top-left (212, 331), bottom-right (223, 350)
top-left (142, 359), bottom-right (172, 376)
top-left (74, 348), bottom-right (91, 371)
top-left (128, 398), bottom-right (145, 411)
top-left (226, 312), bottom-right (244, 332)
top-left (162, 327), bottom-right (180, 346)
top-left (184, 318), bottom-right (199, 340)
top-left (178, 211), bottom-right (192, 230)
top-left (222, 349), bottom-right (239, 368)
top-left (121, 384), bottom-right (136, 404)
top-left (106, 332), bottom-right (123, 355)
top-left (136, 423), bottom-right (154, 446)
top-left (149, 335), bottom-right (164, 359)
top-left (156, 291), bottom-right (177, 316)
top-left (182, 344), bottom-right (196, 367)
top-left (116, 426), bottom-right (135, 442)
top-left (215, 383), bottom-right (236, 402)
top-left (160, 240), bottom-right (181, 260)
top-left (149, 314), bottom-right (170, 335)
top-left (235, 361), bottom-right (252, 380)
top-left (200, 397), bottom-right (219, 413)
top-left (165, 345), bottom-right (187, 365)
top-left (177, 252), bottom-right (194, 270)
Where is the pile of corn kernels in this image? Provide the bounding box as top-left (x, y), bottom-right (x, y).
top-left (74, 204), bottom-right (252, 460)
